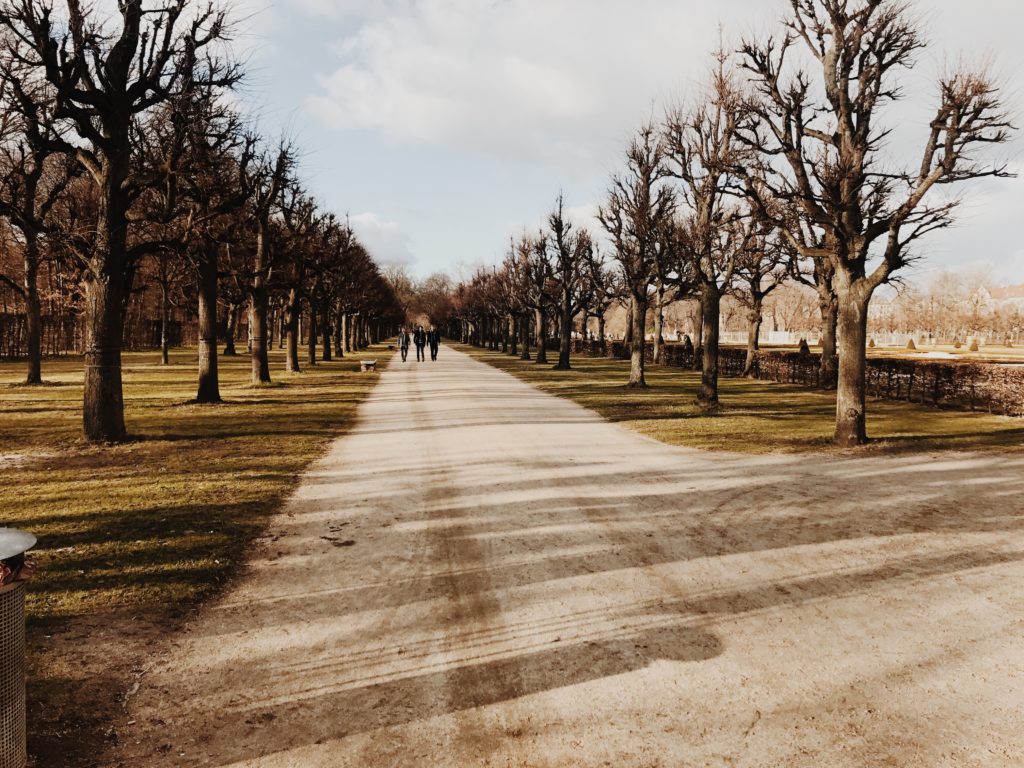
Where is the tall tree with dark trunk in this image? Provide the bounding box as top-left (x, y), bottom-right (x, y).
top-left (599, 124), bottom-right (676, 388)
top-left (545, 194), bottom-right (592, 370)
top-left (0, 0), bottom-right (240, 441)
top-left (580, 245), bottom-right (620, 344)
top-left (241, 142), bottom-right (292, 384)
top-left (180, 100), bottom-right (252, 403)
top-left (0, 71), bottom-right (74, 385)
top-left (733, 215), bottom-right (787, 377)
top-left (519, 232), bottom-right (554, 364)
top-left (664, 52), bottom-right (747, 411)
top-left (738, 0), bottom-right (1013, 445)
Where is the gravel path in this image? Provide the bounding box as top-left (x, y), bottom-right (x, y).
top-left (119, 345), bottom-right (1024, 767)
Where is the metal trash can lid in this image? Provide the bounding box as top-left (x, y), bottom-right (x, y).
top-left (0, 529), bottom-right (36, 560)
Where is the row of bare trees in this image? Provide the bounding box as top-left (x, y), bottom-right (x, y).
top-left (0, 0), bottom-right (402, 442)
top-left (451, 0), bottom-right (1013, 447)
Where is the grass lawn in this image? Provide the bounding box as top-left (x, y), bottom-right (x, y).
top-left (461, 345), bottom-right (1024, 454)
top-left (0, 345), bottom-right (388, 764)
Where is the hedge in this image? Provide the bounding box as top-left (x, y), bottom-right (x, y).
top-left (556, 339), bottom-right (1024, 416)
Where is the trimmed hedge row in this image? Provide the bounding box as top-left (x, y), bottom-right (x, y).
top-left (559, 339), bottom-right (1024, 416)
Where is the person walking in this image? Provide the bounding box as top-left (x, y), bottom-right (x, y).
top-left (398, 327), bottom-right (410, 362)
top-left (414, 325), bottom-right (427, 362)
top-left (429, 327), bottom-right (441, 361)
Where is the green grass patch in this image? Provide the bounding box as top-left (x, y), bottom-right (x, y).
top-left (462, 345), bottom-right (1024, 454)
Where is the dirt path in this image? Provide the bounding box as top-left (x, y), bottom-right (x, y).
top-left (116, 346), bottom-right (1024, 767)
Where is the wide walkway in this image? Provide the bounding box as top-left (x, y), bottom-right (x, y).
top-left (122, 346), bottom-right (1024, 767)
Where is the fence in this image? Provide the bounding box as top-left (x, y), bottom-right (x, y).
top-left (0, 314), bottom-right (199, 359)
top-left (557, 339), bottom-right (1024, 417)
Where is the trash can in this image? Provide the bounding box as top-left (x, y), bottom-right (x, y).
top-left (0, 529), bottom-right (36, 768)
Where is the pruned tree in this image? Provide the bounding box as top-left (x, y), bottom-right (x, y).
top-left (664, 50), bottom-right (748, 410)
top-left (519, 231), bottom-right (555, 364)
top-left (579, 244), bottom-right (620, 344)
top-left (737, 0), bottom-right (1014, 445)
top-left (733, 213), bottom-right (788, 376)
top-left (0, 0), bottom-right (241, 441)
top-left (176, 93), bottom-right (253, 402)
top-left (240, 140), bottom-right (292, 383)
top-left (598, 123), bottom-right (676, 388)
top-left (0, 71), bottom-right (75, 384)
top-left (545, 194), bottom-right (592, 370)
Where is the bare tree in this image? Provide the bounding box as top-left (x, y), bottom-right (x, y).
top-left (578, 244), bottom-right (621, 344)
top-left (520, 231), bottom-right (554, 364)
top-left (738, 0), bottom-right (1014, 445)
top-left (0, 71), bottom-right (74, 384)
top-left (545, 194), bottom-right (592, 370)
top-left (664, 54), bottom-right (746, 409)
top-left (598, 124), bottom-right (675, 388)
top-left (0, 0), bottom-right (240, 441)
top-left (178, 95), bottom-right (252, 403)
top-left (241, 141), bottom-right (292, 383)
top-left (733, 214), bottom-right (788, 376)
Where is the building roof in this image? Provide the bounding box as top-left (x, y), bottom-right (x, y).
top-left (989, 284), bottom-right (1024, 300)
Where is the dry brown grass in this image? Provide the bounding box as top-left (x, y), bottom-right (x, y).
top-left (0, 346), bottom-right (387, 764)
top-left (461, 345), bottom-right (1024, 454)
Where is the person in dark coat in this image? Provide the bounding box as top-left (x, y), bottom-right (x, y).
top-left (414, 326), bottom-right (427, 362)
top-left (429, 327), bottom-right (441, 361)
top-left (398, 327), bottom-right (410, 362)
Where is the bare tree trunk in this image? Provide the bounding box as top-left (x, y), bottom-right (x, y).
top-left (519, 315), bottom-right (531, 360)
top-left (284, 288), bottom-right (301, 372)
top-left (698, 288), bottom-right (721, 410)
top-left (691, 302), bottom-right (704, 371)
top-left (652, 286), bottom-right (665, 365)
top-left (82, 172), bottom-right (130, 443)
top-left (307, 305), bottom-right (317, 367)
top-left (160, 278), bottom-right (170, 365)
top-left (834, 287), bottom-right (870, 447)
top-left (250, 225), bottom-right (271, 383)
top-left (23, 240), bottom-right (42, 385)
top-left (82, 273), bottom-right (127, 442)
top-left (509, 315), bottom-right (518, 356)
top-left (333, 302), bottom-right (344, 357)
top-left (555, 288), bottom-right (573, 370)
top-left (534, 307), bottom-right (548, 364)
top-left (743, 300), bottom-right (763, 378)
top-left (597, 312), bottom-right (606, 344)
top-left (224, 303), bottom-right (239, 356)
top-left (250, 291), bottom-right (270, 383)
top-left (818, 289), bottom-right (839, 389)
top-left (628, 292), bottom-right (647, 388)
top-left (625, 301), bottom-right (634, 345)
top-left (321, 301), bottom-right (332, 362)
top-left (195, 245), bottom-right (221, 403)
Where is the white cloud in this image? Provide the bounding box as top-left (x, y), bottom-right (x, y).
top-left (349, 212), bottom-right (417, 268)
top-left (304, 0), bottom-right (771, 167)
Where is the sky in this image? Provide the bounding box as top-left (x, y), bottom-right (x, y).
top-left (231, 0), bottom-right (1024, 286)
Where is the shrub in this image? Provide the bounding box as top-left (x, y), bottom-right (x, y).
top-left (907, 338), bottom-right (917, 350)
top-left (970, 338), bottom-right (980, 352)
top-left (798, 338), bottom-right (811, 355)
top-left (954, 340), bottom-right (962, 349)
top-left (868, 338), bottom-right (876, 348)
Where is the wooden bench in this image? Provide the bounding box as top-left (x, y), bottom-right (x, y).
top-left (359, 359), bottom-right (378, 373)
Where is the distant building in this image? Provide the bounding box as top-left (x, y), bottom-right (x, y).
top-left (985, 284), bottom-right (1024, 312)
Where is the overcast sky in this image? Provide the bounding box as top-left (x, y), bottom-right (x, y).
top-left (234, 0), bottom-right (1024, 286)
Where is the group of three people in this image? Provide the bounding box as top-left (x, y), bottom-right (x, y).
top-left (399, 326), bottom-right (441, 362)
